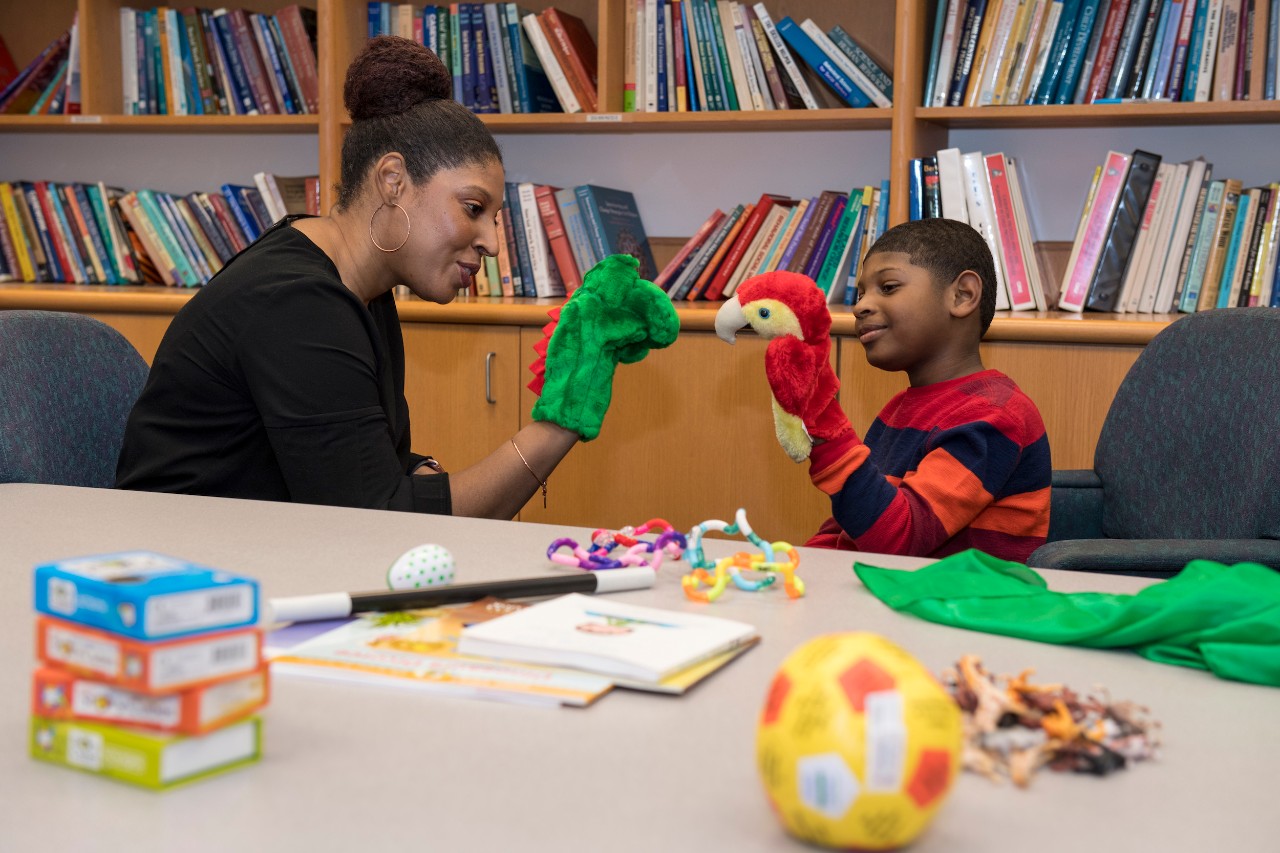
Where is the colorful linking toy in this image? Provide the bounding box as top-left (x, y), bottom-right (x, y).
top-left (547, 518), bottom-right (687, 572)
top-left (681, 508), bottom-right (805, 603)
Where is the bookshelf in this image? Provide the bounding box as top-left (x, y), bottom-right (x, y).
top-left (4, 0), bottom-right (1276, 538)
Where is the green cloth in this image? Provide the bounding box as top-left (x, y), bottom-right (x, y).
top-left (532, 254), bottom-right (679, 441)
top-left (854, 549), bottom-right (1280, 687)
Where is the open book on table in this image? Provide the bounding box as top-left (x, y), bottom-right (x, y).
top-left (268, 598), bottom-right (613, 708)
top-left (455, 593), bottom-right (760, 684)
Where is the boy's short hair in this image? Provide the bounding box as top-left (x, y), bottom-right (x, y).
top-left (866, 219), bottom-right (998, 336)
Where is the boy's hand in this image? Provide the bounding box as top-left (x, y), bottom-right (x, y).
top-left (531, 254), bottom-right (679, 441)
top-left (715, 271), bottom-right (854, 461)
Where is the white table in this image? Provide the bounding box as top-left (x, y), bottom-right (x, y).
top-left (1, 484), bottom-right (1276, 852)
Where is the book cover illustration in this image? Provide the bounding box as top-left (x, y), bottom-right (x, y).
top-left (270, 597), bottom-right (613, 708)
top-left (576, 185), bottom-right (658, 281)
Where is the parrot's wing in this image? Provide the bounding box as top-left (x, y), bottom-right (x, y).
top-left (764, 336), bottom-right (821, 416)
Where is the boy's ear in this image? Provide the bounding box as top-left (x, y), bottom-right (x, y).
top-left (948, 270), bottom-right (982, 320)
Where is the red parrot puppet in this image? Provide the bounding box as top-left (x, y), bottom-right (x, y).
top-left (715, 271), bottom-right (853, 462)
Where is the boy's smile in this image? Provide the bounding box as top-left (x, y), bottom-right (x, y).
top-left (853, 251), bottom-right (985, 387)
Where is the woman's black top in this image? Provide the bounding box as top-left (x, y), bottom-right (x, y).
top-left (116, 216), bottom-right (451, 514)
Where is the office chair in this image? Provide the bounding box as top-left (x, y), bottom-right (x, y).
top-left (1028, 307), bottom-right (1280, 577)
top-left (0, 310), bottom-right (149, 488)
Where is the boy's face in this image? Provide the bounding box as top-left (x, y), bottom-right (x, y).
top-left (853, 251), bottom-right (979, 386)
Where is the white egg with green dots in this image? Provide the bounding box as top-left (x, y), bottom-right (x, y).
top-left (386, 544), bottom-right (456, 591)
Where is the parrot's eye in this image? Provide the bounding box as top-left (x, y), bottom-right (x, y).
top-left (758, 308), bottom-right (771, 319)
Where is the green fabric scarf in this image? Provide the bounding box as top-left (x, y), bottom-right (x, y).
top-left (854, 549), bottom-right (1280, 687)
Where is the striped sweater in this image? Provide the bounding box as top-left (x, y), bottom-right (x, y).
top-left (806, 369), bottom-right (1050, 563)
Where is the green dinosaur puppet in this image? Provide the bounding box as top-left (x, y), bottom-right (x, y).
top-left (528, 253), bottom-right (679, 441)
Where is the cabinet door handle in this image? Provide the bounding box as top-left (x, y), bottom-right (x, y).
top-left (485, 351), bottom-right (497, 404)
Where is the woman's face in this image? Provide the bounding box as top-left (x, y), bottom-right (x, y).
top-left (392, 158), bottom-right (506, 304)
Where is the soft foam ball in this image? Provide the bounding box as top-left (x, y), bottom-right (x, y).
top-left (756, 632), bottom-right (962, 850)
top-left (386, 544), bottom-right (456, 590)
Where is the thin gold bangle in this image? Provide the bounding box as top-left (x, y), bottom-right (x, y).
top-left (511, 438), bottom-right (548, 508)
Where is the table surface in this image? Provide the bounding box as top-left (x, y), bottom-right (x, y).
top-left (1, 484), bottom-right (1275, 852)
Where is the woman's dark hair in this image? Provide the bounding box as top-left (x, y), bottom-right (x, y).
top-left (337, 36), bottom-right (503, 209)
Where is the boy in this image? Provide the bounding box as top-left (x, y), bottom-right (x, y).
top-left (720, 218), bottom-right (1050, 562)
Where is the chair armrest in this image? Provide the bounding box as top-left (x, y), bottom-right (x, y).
top-left (1047, 470), bottom-right (1105, 542)
top-left (1027, 539), bottom-right (1280, 578)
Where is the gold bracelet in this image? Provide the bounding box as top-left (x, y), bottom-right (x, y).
top-left (511, 438), bottom-right (548, 508)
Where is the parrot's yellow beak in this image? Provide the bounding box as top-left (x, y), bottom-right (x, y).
top-left (715, 295), bottom-right (746, 344)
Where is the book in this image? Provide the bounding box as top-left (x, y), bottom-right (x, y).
top-left (1116, 160), bottom-right (1175, 312)
top-left (1213, 0), bottom-right (1243, 98)
top-left (828, 25), bottom-right (894, 104)
top-left (688, 201), bottom-right (753, 299)
top-left (656, 207), bottom-right (725, 292)
top-left (801, 21), bottom-right (890, 107)
top-left (1084, 148), bottom-right (1161, 310)
top-left (456, 592), bottom-right (759, 684)
top-left (31, 715), bottom-right (261, 790)
top-left (1054, 0), bottom-right (1106, 102)
top-left (668, 204), bottom-right (741, 299)
top-left (753, 3), bottom-right (819, 108)
top-left (1178, 177), bottom-right (1227, 310)
top-left (1155, 157), bottom-right (1211, 311)
top-left (271, 598), bottom-right (613, 707)
top-left (1196, 177), bottom-right (1242, 309)
top-left (539, 7), bottom-right (598, 112)
top-left (1216, 184), bottom-right (1256, 306)
top-left (1059, 150), bottom-right (1132, 310)
top-left (574, 184), bottom-right (657, 281)
top-left (516, 181), bottom-right (565, 297)
top-left (533, 183), bottom-right (582, 292)
top-left (33, 665), bottom-right (269, 736)
top-left (1121, 0), bottom-right (1162, 98)
top-left (702, 192), bottom-right (790, 301)
top-left (776, 17), bottom-right (873, 107)
top-left (1132, 160), bottom-right (1186, 312)
top-left (553, 186), bottom-right (599, 275)
top-left (522, 11), bottom-right (581, 112)
top-left (949, 0), bottom-right (993, 104)
top-left (960, 151), bottom-right (1011, 310)
top-left (985, 152), bottom-right (1038, 310)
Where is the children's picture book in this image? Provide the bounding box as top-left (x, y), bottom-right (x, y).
top-left (269, 598), bottom-right (613, 708)
top-left (456, 593), bottom-right (760, 684)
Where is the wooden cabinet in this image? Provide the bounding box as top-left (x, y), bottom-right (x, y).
top-left (401, 322), bottom-right (524, 472)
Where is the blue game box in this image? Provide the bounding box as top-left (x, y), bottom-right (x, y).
top-left (34, 551), bottom-right (260, 641)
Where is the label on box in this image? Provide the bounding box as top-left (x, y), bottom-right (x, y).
top-left (150, 633), bottom-right (259, 690)
top-left (146, 586), bottom-right (254, 635)
top-left (198, 671), bottom-right (268, 728)
top-left (44, 624), bottom-right (121, 677)
top-left (71, 682), bottom-right (182, 728)
top-left (65, 726), bottom-right (104, 771)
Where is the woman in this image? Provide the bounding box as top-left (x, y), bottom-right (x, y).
top-left (116, 37), bottom-right (671, 518)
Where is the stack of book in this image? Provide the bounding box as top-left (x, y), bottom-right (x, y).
top-left (29, 551), bottom-right (268, 790)
top-left (923, 0), bottom-right (1279, 108)
top-left (119, 5), bottom-right (319, 116)
top-left (625, 2), bottom-right (892, 113)
top-left (0, 175), bottom-right (317, 286)
top-left (1058, 148), bottom-right (1280, 312)
top-left (271, 592), bottom-right (760, 705)
top-left (657, 181), bottom-right (890, 305)
top-left (480, 181), bottom-right (655, 298)
top-left (368, 3), bottom-right (588, 114)
top-left (908, 147), bottom-right (1048, 312)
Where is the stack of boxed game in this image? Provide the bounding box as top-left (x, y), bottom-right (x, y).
top-left (29, 551), bottom-right (268, 790)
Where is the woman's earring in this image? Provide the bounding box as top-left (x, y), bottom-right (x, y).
top-left (370, 201), bottom-right (411, 253)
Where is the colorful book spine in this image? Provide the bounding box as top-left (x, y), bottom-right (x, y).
top-left (1059, 150), bottom-right (1133, 310)
top-left (985, 153), bottom-right (1037, 310)
top-left (776, 17), bottom-right (872, 107)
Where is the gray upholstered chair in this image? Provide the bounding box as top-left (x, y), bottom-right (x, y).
top-left (1027, 307), bottom-right (1280, 577)
top-left (0, 310), bottom-right (149, 488)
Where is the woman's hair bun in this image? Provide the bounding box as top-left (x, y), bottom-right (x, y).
top-left (344, 35), bottom-right (452, 120)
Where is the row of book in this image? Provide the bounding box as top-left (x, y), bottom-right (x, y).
top-left (924, 0), bottom-right (1280, 109)
top-left (120, 5), bottom-right (319, 116)
top-left (31, 552), bottom-right (268, 790)
top-left (483, 182), bottom-right (657, 298)
top-left (368, 3), bottom-right (590, 114)
top-left (623, 1), bottom-right (892, 113)
top-left (1059, 148), bottom-right (1280, 312)
top-left (656, 182), bottom-right (891, 305)
top-left (0, 174), bottom-right (318, 286)
top-left (907, 148), bottom-right (1050, 311)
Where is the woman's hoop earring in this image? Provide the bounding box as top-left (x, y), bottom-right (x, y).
top-left (369, 202), bottom-right (411, 253)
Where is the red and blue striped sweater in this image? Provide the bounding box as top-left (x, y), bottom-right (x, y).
top-left (805, 369), bottom-right (1050, 563)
